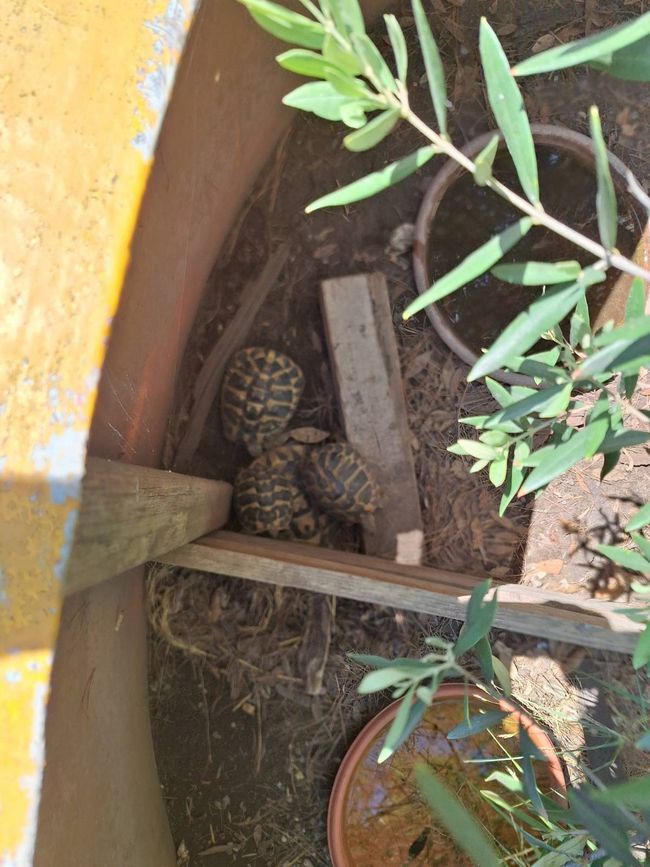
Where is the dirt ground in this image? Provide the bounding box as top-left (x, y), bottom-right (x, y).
top-left (149, 1), bottom-right (650, 864)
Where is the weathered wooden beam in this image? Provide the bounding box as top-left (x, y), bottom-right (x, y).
top-left (320, 272), bottom-right (423, 559)
top-left (158, 531), bottom-right (642, 654)
top-left (65, 458), bottom-right (232, 596)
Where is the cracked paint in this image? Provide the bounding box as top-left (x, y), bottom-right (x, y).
top-left (0, 0), bottom-right (198, 862)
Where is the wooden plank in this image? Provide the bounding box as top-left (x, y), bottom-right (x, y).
top-left (321, 272), bottom-right (423, 559)
top-left (171, 244), bottom-right (290, 472)
top-left (158, 532), bottom-right (642, 654)
top-left (65, 458), bottom-right (232, 596)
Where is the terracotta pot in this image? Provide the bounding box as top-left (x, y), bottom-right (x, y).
top-left (412, 123), bottom-right (650, 385)
top-left (327, 683), bottom-right (566, 867)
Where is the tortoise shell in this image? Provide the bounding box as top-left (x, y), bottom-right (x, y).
top-left (302, 443), bottom-right (381, 520)
top-left (221, 347), bottom-right (304, 456)
top-left (233, 464), bottom-right (295, 536)
top-left (246, 445), bottom-right (321, 544)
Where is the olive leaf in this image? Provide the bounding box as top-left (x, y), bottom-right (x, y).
top-left (513, 10), bottom-right (650, 77)
top-left (492, 260), bottom-right (582, 286)
top-left (384, 14), bottom-right (408, 82)
top-left (591, 34), bottom-right (650, 82)
top-left (454, 580), bottom-right (497, 657)
top-left (412, 0), bottom-right (447, 134)
top-left (283, 80), bottom-right (364, 119)
top-left (240, 0), bottom-right (325, 49)
top-left (469, 268), bottom-right (605, 381)
top-left (627, 502), bottom-right (650, 532)
top-left (306, 146), bottom-right (437, 212)
top-left (343, 108), bottom-right (400, 151)
top-left (589, 106), bottom-right (618, 250)
top-left (479, 18), bottom-right (539, 204)
top-left (403, 217), bottom-right (532, 318)
top-left (473, 135), bottom-right (500, 186)
top-left (448, 709), bottom-right (509, 739)
top-left (416, 767), bottom-right (502, 867)
top-left (596, 544), bottom-right (650, 574)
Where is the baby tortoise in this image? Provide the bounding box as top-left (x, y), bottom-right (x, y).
top-left (235, 444), bottom-right (321, 544)
top-left (302, 443), bottom-right (381, 521)
top-left (221, 347), bottom-right (304, 456)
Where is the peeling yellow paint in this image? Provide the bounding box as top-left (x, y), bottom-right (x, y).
top-left (0, 0), bottom-right (197, 863)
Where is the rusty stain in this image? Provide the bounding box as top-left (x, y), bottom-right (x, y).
top-left (0, 0), bottom-right (197, 863)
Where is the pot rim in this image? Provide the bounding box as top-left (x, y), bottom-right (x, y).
top-left (412, 122), bottom-right (649, 386)
top-left (327, 681), bottom-right (567, 867)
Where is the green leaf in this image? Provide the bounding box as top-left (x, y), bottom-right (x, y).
top-left (626, 277), bottom-right (646, 321)
top-left (448, 708), bottom-right (509, 739)
top-left (627, 503), bottom-right (650, 532)
top-left (591, 34), bottom-right (650, 82)
top-left (336, 0), bottom-right (365, 36)
top-left (455, 580), bottom-right (497, 657)
top-left (241, 0), bottom-right (325, 49)
top-left (570, 295), bottom-right (591, 348)
top-left (480, 430), bottom-right (510, 447)
top-left (469, 270), bottom-right (604, 381)
top-left (474, 636), bottom-right (494, 683)
top-left (589, 106), bottom-right (618, 250)
top-left (568, 787), bottom-right (637, 867)
top-left (474, 135), bottom-right (500, 186)
top-left (416, 766), bottom-right (502, 867)
top-left (379, 697), bottom-right (429, 763)
top-left (448, 439), bottom-right (500, 460)
top-left (593, 774), bottom-right (650, 809)
top-left (340, 101), bottom-right (368, 128)
top-left (584, 394), bottom-right (610, 458)
top-left (596, 543), bottom-right (650, 574)
top-left (487, 770), bottom-right (523, 793)
top-left (600, 427), bottom-right (650, 453)
top-left (601, 449), bottom-right (620, 480)
top-left (520, 727), bottom-right (547, 820)
top-left (479, 18), bottom-right (539, 204)
top-left (513, 11), bottom-right (650, 76)
top-left (595, 315), bottom-right (650, 347)
top-left (325, 67), bottom-right (370, 97)
top-left (378, 686), bottom-right (414, 762)
top-left (357, 667), bottom-right (408, 693)
top-left (470, 458), bottom-right (489, 474)
top-left (492, 654), bottom-right (512, 695)
top-left (518, 428), bottom-right (592, 496)
top-left (500, 440), bottom-right (530, 514)
top-left (352, 33), bottom-right (396, 92)
top-left (485, 383), bottom-right (571, 428)
top-left (488, 456), bottom-right (508, 486)
top-left (384, 14), bottom-right (407, 81)
top-left (276, 48), bottom-right (340, 78)
top-left (305, 145), bottom-right (436, 212)
top-left (492, 260), bottom-right (582, 286)
top-left (634, 626), bottom-right (650, 670)
top-left (283, 80), bottom-right (353, 119)
top-left (403, 217), bottom-right (532, 318)
top-left (322, 34), bottom-right (362, 75)
top-left (343, 108), bottom-right (399, 151)
top-left (412, 0), bottom-right (447, 135)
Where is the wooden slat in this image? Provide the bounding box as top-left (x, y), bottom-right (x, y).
top-left (321, 273), bottom-right (423, 559)
top-left (158, 532), bottom-right (642, 654)
top-left (171, 244), bottom-right (289, 472)
top-left (65, 458), bottom-right (232, 596)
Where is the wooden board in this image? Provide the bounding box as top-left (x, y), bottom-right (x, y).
top-left (158, 532), bottom-right (642, 654)
top-left (321, 273), bottom-right (422, 559)
top-left (65, 458), bottom-right (232, 596)
top-left (171, 243), bottom-right (290, 472)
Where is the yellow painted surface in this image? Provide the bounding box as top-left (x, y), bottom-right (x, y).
top-left (0, 1), bottom-right (197, 863)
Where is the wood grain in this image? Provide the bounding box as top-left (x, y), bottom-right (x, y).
top-left (158, 532), bottom-right (642, 654)
top-left (172, 243), bottom-right (290, 471)
top-left (321, 273), bottom-right (422, 558)
top-left (65, 458), bottom-right (232, 596)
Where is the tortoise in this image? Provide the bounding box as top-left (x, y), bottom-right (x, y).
top-left (302, 443), bottom-right (381, 521)
top-left (221, 347), bottom-right (304, 456)
top-left (233, 464), bottom-right (295, 537)
top-left (235, 444), bottom-right (322, 544)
